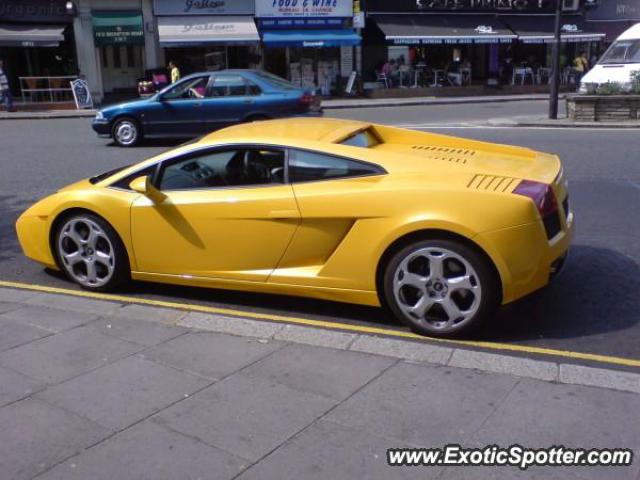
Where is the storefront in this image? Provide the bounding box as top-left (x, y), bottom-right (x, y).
top-left (92, 10), bottom-right (145, 94)
top-left (154, 0), bottom-right (260, 74)
top-left (363, 0), bottom-right (606, 88)
top-left (256, 0), bottom-right (360, 95)
top-left (0, 0), bottom-right (78, 101)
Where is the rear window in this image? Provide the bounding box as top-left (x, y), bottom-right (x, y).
top-left (340, 129), bottom-right (381, 148)
top-left (253, 71), bottom-right (297, 90)
top-left (600, 39), bottom-right (640, 64)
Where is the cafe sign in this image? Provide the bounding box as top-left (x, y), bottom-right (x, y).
top-left (367, 0), bottom-right (556, 12)
top-left (256, 0), bottom-right (353, 28)
top-left (92, 11), bottom-right (144, 46)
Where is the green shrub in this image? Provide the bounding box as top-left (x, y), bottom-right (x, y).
top-left (595, 82), bottom-right (623, 95)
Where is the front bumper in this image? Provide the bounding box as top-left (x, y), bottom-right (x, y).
top-left (475, 209), bottom-right (575, 305)
top-left (91, 118), bottom-right (111, 136)
top-left (15, 213), bottom-right (57, 269)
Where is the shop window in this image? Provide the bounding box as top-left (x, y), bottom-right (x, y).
top-left (113, 47), bottom-right (121, 69)
top-left (102, 47), bottom-right (109, 68)
top-left (289, 150), bottom-right (385, 183)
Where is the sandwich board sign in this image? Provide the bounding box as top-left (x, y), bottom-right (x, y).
top-left (70, 79), bottom-right (93, 109)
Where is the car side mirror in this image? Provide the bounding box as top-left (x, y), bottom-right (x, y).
top-left (129, 175), bottom-right (166, 203)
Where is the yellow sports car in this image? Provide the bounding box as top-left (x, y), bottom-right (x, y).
top-left (16, 118), bottom-right (573, 337)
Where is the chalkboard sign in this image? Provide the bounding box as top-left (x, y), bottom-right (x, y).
top-left (70, 79), bottom-right (93, 109)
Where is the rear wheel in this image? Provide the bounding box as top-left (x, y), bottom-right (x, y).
top-left (54, 213), bottom-right (130, 292)
top-left (112, 117), bottom-right (141, 147)
top-left (383, 239), bottom-right (499, 337)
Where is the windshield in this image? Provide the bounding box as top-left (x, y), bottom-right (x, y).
top-left (253, 71), bottom-right (297, 90)
top-left (599, 39), bottom-right (640, 64)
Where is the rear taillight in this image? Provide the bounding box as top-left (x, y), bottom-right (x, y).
top-left (300, 92), bottom-right (313, 104)
top-left (513, 180), bottom-right (558, 217)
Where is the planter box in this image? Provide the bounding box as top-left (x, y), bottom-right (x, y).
top-left (364, 84), bottom-right (573, 99)
top-left (567, 94), bottom-right (640, 122)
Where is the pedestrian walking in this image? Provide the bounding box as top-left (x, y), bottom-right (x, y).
top-left (0, 59), bottom-right (15, 112)
top-left (168, 61), bottom-right (180, 84)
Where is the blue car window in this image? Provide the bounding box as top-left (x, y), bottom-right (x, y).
top-left (211, 75), bottom-right (247, 97)
top-left (162, 77), bottom-right (210, 100)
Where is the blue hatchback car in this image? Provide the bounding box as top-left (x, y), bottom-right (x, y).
top-left (92, 70), bottom-right (322, 147)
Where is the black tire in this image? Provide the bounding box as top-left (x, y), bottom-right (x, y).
top-left (382, 238), bottom-right (500, 338)
top-left (53, 213), bottom-right (130, 292)
top-left (111, 117), bottom-right (141, 147)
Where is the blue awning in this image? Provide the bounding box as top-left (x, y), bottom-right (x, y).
top-left (262, 30), bottom-right (361, 48)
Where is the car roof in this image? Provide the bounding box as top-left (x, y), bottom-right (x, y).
top-left (200, 118), bottom-right (370, 145)
top-left (618, 23), bottom-right (640, 41)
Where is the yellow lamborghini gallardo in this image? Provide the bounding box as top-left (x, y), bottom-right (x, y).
top-left (16, 118), bottom-right (573, 337)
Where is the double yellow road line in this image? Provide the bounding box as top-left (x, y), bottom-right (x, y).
top-left (1, 279), bottom-right (638, 369)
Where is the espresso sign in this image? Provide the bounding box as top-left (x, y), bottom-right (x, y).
top-left (153, 0), bottom-right (254, 15)
top-left (367, 0), bottom-right (556, 12)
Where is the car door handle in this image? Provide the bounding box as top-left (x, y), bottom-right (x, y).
top-left (243, 99), bottom-right (254, 104)
top-left (268, 209), bottom-right (299, 219)
top-left (193, 103), bottom-right (202, 107)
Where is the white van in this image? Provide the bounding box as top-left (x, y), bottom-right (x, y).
top-left (579, 23), bottom-right (640, 93)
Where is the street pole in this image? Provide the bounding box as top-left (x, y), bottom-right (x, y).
top-left (548, 0), bottom-right (563, 119)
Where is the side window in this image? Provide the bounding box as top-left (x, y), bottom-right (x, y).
top-left (246, 80), bottom-right (262, 96)
top-left (210, 75), bottom-right (247, 97)
top-left (161, 76), bottom-right (210, 100)
top-left (158, 148), bottom-right (285, 191)
top-left (288, 150), bottom-right (384, 183)
top-left (110, 165), bottom-right (158, 190)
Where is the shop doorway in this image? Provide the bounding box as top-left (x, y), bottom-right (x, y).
top-left (100, 44), bottom-right (144, 93)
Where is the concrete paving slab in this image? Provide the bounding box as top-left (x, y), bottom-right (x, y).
top-left (560, 364), bottom-right (640, 394)
top-left (25, 292), bottom-right (122, 316)
top-left (37, 420), bottom-right (249, 480)
top-left (0, 326), bottom-right (142, 384)
top-left (179, 311), bottom-right (284, 339)
top-left (449, 348), bottom-right (559, 382)
top-left (274, 324), bottom-right (357, 349)
top-left (350, 335), bottom-right (453, 365)
top-left (110, 304), bottom-right (187, 324)
top-left (0, 365), bottom-right (46, 407)
top-left (327, 362), bottom-right (518, 447)
top-left (154, 373), bottom-right (336, 462)
top-left (242, 343), bottom-right (396, 401)
top-left (0, 398), bottom-right (110, 480)
top-left (141, 331), bottom-right (283, 380)
top-left (440, 463), bottom-right (589, 480)
top-left (0, 317), bottom-right (52, 352)
top-left (239, 418), bottom-right (437, 480)
top-left (0, 287), bottom-right (38, 303)
top-left (0, 301), bottom-right (24, 314)
top-left (88, 316), bottom-right (187, 347)
top-left (0, 305), bottom-right (99, 333)
top-left (38, 355), bottom-right (211, 431)
top-left (472, 378), bottom-right (640, 480)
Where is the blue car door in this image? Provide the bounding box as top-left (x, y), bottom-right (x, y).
top-left (143, 75), bottom-right (212, 136)
top-left (200, 74), bottom-right (255, 132)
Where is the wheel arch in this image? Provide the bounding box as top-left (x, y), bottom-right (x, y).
top-left (48, 207), bottom-right (132, 271)
top-left (375, 228), bottom-right (504, 307)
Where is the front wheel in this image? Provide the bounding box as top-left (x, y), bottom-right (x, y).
top-left (54, 214), bottom-right (130, 292)
top-left (112, 117), bottom-right (141, 147)
top-left (383, 239), bottom-right (499, 337)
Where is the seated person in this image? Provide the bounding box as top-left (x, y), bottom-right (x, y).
top-left (446, 60), bottom-right (463, 86)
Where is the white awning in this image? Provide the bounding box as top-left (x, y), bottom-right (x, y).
top-left (0, 24), bottom-right (65, 47)
top-left (158, 16), bottom-right (259, 46)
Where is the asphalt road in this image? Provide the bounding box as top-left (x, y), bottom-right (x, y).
top-left (2, 100), bottom-right (639, 366)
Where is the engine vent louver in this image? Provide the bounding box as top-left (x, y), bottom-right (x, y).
top-left (467, 174), bottom-right (519, 192)
top-left (410, 145), bottom-right (476, 165)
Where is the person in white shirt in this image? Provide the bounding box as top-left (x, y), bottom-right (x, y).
top-left (0, 59), bottom-right (14, 111)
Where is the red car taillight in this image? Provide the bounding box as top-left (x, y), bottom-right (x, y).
top-left (300, 92), bottom-right (313, 105)
top-left (513, 180), bottom-right (558, 217)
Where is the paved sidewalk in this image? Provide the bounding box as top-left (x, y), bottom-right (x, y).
top-left (0, 93), bottom-right (555, 120)
top-left (0, 286), bottom-right (638, 480)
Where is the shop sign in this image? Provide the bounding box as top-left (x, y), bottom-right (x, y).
top-left (367, 0), bottom-right (556, 13)
top-left (92, 12), bottom-right (145, 46)
top-left (256, 0), bottom-right (353, 17)
top-left (70, 79), bottom-right (94, 110)
top-left (153, 0), bottom-right (254, 16)
top-left (353, 11), bottom-right (365, 28)
top-left (0, 0), bottom-right (72, 23)
top-left (587, 0), bottom-right (640, 21)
